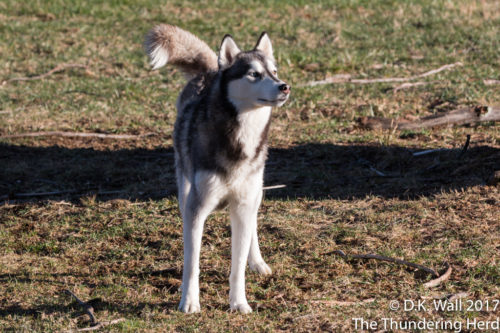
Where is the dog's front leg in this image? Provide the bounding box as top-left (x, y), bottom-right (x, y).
top-left (179, 183), bottom-right (219, 313)
top-left (228, 198), bottom-right (258, 314)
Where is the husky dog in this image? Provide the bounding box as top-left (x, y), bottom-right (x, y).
top-left (145, 25), bottom-right (290, 314)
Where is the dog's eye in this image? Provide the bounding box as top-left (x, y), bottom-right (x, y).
top-left (249, 71), bottom-right (260, 78)
top-left (273, 70), bottom-right (278, 75)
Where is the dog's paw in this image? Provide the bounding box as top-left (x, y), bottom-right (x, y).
top-left (249, 261), bottom-right (272, 276)
top-left (179, 298), bottom-right (201, 314)
top-left (230, 302), bottom-right (253, 314)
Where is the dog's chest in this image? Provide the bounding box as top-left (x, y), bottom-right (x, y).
top-left (235, 106), bottom-right (271, 159)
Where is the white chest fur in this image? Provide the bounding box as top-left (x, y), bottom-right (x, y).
top-left (235, 106), bottom-right (271, 159)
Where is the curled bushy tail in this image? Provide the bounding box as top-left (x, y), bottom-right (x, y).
top-left (145, 24), bottom-right (218, 76)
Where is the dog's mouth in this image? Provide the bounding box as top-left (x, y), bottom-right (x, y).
top-left (258, 97), bottom-right (288, 103)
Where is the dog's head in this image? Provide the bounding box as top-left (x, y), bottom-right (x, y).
top-left (218, 33), bottom-right (290, 111)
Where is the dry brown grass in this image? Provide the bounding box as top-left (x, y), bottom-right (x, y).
top-left (1, 0), bottom-right (499, 331)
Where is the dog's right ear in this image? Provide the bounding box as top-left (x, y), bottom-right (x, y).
top-left (218, 34), bottom-right (241, 70)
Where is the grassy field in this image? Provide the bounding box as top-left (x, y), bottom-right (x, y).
top-left (1, 0), bottom-right (499, 331)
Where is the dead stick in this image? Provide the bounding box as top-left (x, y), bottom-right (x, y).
top-left (303, 62), bottom-right (463, 87)
top-left (263, 184), bottom-right (287, 190)
top-left (1, 131), bottom-right (155, 140)
top-left (64, 290), bottom-right (97, 325)
top-left (423, 263), bottom-right (452, 288)
top-left (457, 134), bottom-right (471, 159)
top-left (330, 250), bottom-right (439, 278)
top-left (447, 292), bottom-right (470, 301)
top-left (413, 148), bottom-right (445, 157)
top-left (359, 106), bottom-right (500, 130)
top-left (2, 64), bottom-right (88, 84)
top-left (76, 318), bottom-right (125, 332)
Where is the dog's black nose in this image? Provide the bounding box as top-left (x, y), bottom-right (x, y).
top-left (279, 84), bottom-right (291, 94)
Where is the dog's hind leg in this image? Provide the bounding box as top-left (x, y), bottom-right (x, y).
top-left (247, 190), bottom-right (272, 276)
top-left (176, 167), bottom-right (191, 220)
top-left (179, 171), bottom-right (223, 314)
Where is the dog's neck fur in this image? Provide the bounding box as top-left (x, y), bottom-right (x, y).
top-left (235, 106), bottom-right (271, 160)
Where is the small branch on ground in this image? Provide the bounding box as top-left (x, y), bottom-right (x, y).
top-left (369, 166), bottom-right (387, 177)
top-left (456, 134), bottom-right (471, 159)
top-left (330, 250), bottom-right (439, 277)
top-left (330, 250), bottom-right (453, 287)
top-left (358, 105), bottom-right (500, 130)
top-left (421, 292), bottom-right (469, 300)
top-left (447, 292), bottom-right (470, 301)
top-left (2, 63), bottom-right (88, 85)
top-left (75, 319), bottom-right (126, 332)
top-left (64, 289), bottom-right (125, 332)
top-left (263, 184), bottom-right (287, 190)
top-left (356, 158), bottom-right (392, 178)
top-left (1, 131), bottom-right (156, 140)
top-left (302, 62), bottom-right (462, 87)
top-left (423, 263), bottom-right (452, 288)
top-left (412, 148), bottom-right (446, 157)
top-left (64, 290), bottom-right (97, 325)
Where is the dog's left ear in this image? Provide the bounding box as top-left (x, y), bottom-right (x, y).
top-left (254, 32), bottom-right (274, 60)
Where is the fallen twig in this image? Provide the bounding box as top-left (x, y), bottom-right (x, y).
top-left (262, 184), bottom-right (287, 190)
top-left (1, 131), bottom-right (156, 140)
top-left (358, 105), bottom-right (500, 130)
top-left (447, 292), bottom-right (470, 301)
top-left (330, 250), bottom-right (439, 277)
top-left (356, 158), bottom-right (392, 178)
top-left (303, 62), bottom-right (463, 87)
top-left (75, 319), bottom-right (126, 332)
top-left (330, 250), bottom-right (453, 287)
top-left (423, 263), bottom-right (452, 288)
top-left (412, 148), bottom-right (446, 157)
top-left (421, 291), bottom-right (469, 301)
top-left (456, 134), bottom-right (471, 159)
top-left (369, 166), bottom-right (387, 177)
top-left (2, 63), bottom-right (88, 85)
top-left (311, 298), bottom-right (375, 306)
top-left (64, 290), bottom-right (125, 332)
top-left (65, 290), bottom-right (97, 325)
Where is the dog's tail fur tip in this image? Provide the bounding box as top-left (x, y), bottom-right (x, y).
top-left (145, 24), bottom-right (218, 75)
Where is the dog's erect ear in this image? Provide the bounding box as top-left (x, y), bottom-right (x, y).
top-left (254, 32), bottom-right (274, 60)
top-left (218, 35), bottom-right (241, 69)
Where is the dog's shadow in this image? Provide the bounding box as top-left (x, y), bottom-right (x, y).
top-left (1, 142), bottom-right (498, 202)
top-left (0, 141), bottom-right (498, 322)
